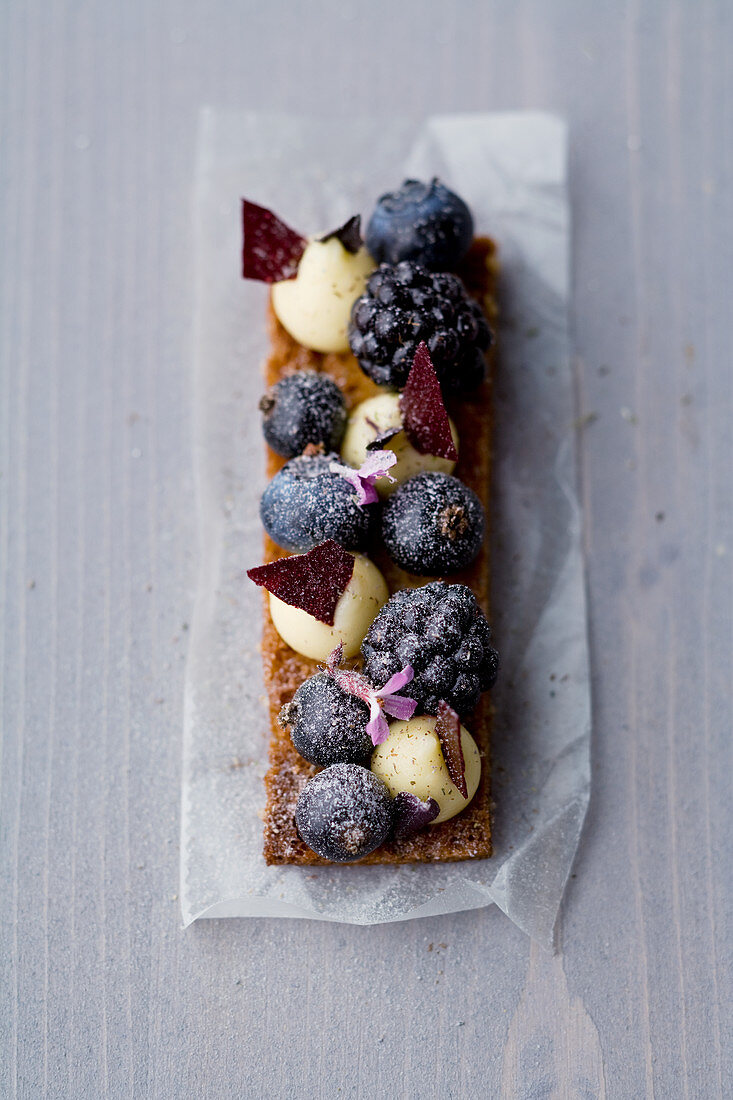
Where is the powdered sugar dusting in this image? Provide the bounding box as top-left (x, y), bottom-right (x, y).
top-left (295, 764), bottom-right (394, 861)
top-left (261, 452), bottom-right (373, 551)
top-left (381, 471), bottom-right (484, 575)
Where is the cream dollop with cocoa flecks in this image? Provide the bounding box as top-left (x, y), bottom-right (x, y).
top-left (370, 715), bottom-right (481, 823)
top-left (269, 553), bottom-right (388, 661)
top-left (272, 237), bottom-right (374, 353)
top-left (340, 393), bottom-right (459, 497)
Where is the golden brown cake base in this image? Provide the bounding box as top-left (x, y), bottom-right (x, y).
top-left (260, 239), bottom-right (499, 865)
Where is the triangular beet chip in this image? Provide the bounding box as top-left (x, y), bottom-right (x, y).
top-left (392, 793), bottom-right (440, 839)
top-left (435, 700), bottom-right (467, 797)
top-left (247, 540), bottom-right (354, 625)
top-left (400, 342), bottom-right (458, 461)
top-left (319, 214), bottom-right (363, 255)
top-left (241, 199), bottom-right (306, 283)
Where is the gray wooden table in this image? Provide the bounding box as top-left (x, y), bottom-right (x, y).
top-left (1, 2), bottom-right (731, 1097)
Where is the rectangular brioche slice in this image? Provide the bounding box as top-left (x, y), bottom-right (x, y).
top-left (261, 238), bottom-right (499, 865)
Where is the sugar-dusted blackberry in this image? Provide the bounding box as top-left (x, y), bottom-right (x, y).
top-left (381, 472), bottom-right (485, 576)
top-left (348, 261), bottom-right (492, 394)
top-left (366, 178), bottom-right (474, 271)
top-left (259, 371), bottom-right (347, 458)
top-left (295, 764), bottom-right (394, 862)
top-left (361, 581), bottom-right (499, 716)
top-left (280, 672), bottom-right (372, 767)
top-left (260, 452), bottom-right (375, 553)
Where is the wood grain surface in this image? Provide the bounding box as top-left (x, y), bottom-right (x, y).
top-left (1, 1), bottom-right (731, 1097)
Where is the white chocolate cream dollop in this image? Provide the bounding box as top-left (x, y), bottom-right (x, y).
top-left (370, 715), bottom-right (481, 823)
top-left (268, 552), bottom-right (388, 662)
top-left (271, 236), bottom-right (374, 354)
top-left (340, 393), bottom-right (459, 497)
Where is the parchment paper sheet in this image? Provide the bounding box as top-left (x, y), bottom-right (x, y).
top-left (181, 111), bottom-right (590, 947)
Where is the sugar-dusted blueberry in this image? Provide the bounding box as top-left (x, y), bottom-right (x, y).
top-left (260, 452), bottom-right (375, 553)
top-left (295, 764), bottom-right (394, 862)
top-left (259, 371), bottom-right (347, 458)
top-left (381, 471), bottom-right (485, 576)
top-left (280, 672), bottom-right (373, 767)
top-left (366, 179), bottom-right (474, 271)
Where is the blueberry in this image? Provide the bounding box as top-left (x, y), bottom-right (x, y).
top-left (280, 672), bottom-right (373, 767)
top-left (381, 472), bottom-right (485, 576)
top-left (366, 179), bottom-right (474, 271)
top-left (295, 764), bottom-right (394, 862)
top-left (260, 452), bottom-right (374, 553)
top-left (259, 371), bottom-right (347, 458)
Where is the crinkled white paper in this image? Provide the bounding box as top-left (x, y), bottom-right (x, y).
top-left (182, 111), bottom-right (590, 947)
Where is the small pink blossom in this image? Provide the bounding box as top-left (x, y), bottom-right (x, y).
top-left (330, 450), bottom-right (397, 506)
top-left (326, 649), bottom-right (417, 746)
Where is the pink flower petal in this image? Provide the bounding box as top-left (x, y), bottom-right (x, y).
top-left (330, 452), bottom-right (396, 507)
top-left (328, 462), bottom-right (363, 499)
top-left (379, 665), bottom-right (415, 696)
top-left (330, 660), bottom-right (416, 746)
top-left (358, 449), bottom-right (397, 481)
top-left (357, 481), bottom-right (379, 505)
top-left (328, 462), bottom-right (373, 506)
top-left (367, 705), bottom-right (390, 746)
top-left (382, 694), bottom-right (418, 722)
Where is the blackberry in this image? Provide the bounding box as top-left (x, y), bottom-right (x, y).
top-left (280, 672), bottom-right (372, 767)
top-left (381, 472), bottom-right (485, 575)
top-left (366, 178), bottom-right (474, 271)
top-left (260, 452), bottom-right (374, 553)
top-left (295, 764), bottom-right (394, 862)
top-left (361, 581), bottom-right (499, 716)
top-left (348, 261), bottom-right (492, 394)
top-left (259, 371), bottom-right (347, 458)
